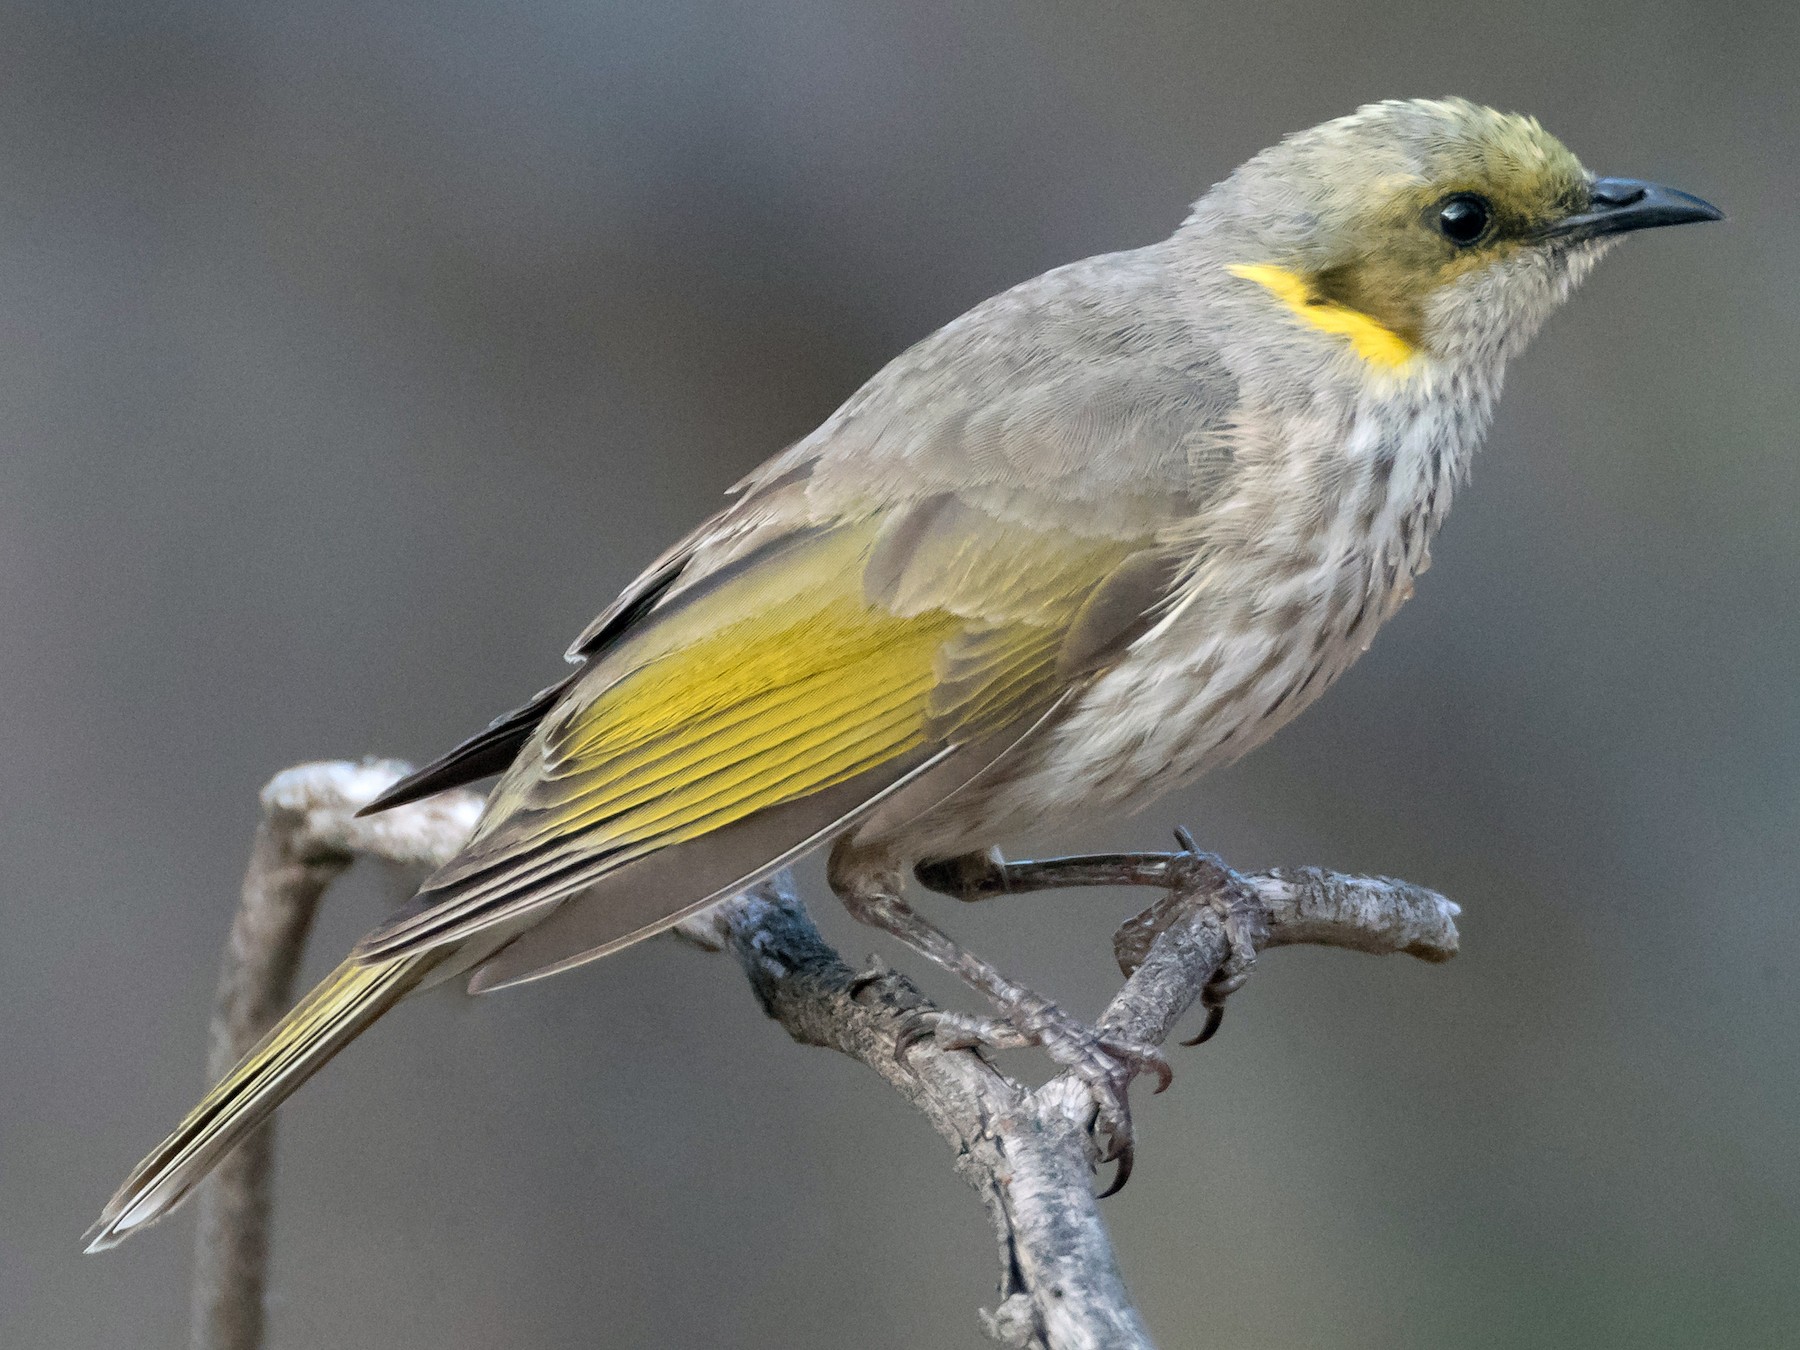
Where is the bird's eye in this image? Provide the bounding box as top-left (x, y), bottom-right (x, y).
top-left (1436, 194), bottom-right (1492, 246)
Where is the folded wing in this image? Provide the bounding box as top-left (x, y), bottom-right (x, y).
top-left (353, 499), bottom-right (1172, 984)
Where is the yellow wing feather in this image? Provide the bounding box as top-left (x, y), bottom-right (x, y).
top-left (361, 508), bottom-right (1145, 960)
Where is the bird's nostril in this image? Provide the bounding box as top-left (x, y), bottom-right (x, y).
top-left (1591, 179), bottom-right (1649, 207)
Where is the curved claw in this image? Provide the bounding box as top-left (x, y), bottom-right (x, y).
top-left (1074, 1036), bottom-right (1166, 1198)
top-left (893, 1009), bottom-right (939, 1061)
top-left (1095, 1142), bottom-right (1135, 1199)
top-left (1181, 1004), bottom-right (1226, 1047)
top-left (1103, 1038), bottom-right (1174, 1093)
top-left (1151, 1052), bottom-right (1174, 1093)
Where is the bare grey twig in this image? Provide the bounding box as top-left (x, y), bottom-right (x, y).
top-left (190, 759), bottom-right (1459, 1350)
top-left (190, 762), bottom-right (483, 1350)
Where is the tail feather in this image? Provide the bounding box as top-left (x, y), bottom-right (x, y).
top-left (84, 951), bottom-right (437, 1252)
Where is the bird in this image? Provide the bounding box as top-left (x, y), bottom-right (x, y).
top-left (86, 97), bottom-right (1720, 1251)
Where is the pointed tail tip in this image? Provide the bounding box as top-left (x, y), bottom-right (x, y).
top-left (81, 1209), bottom-right (129, 1255)
top-left (81, 951), bottom-right (437, 1259)
top-left (84, 1181), bottom-right (175, 1253)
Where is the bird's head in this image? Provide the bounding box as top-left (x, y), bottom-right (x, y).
top-left (1186, 98), bottom-right (1720, 375)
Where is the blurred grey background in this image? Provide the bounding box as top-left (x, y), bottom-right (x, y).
top-left (2, 1), bottom-right (1795, 1346)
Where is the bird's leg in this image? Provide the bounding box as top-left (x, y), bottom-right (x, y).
top-left (915, 829), bottom-right (1265, 1045)
top-left (828, 837), bottom-right (1171, 1172)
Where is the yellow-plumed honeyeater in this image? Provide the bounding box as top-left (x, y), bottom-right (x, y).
top-left (86, 98), bottom-right (1719, 1251)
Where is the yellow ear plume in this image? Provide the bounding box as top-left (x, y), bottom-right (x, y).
top-left (1228, 263), bottom-right (1418, 370)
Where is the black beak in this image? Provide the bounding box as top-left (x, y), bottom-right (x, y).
top-left (1541, 177), bottom-right (1724, 242)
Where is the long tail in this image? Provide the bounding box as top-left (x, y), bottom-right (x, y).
top-left (84, 951), bottom-right (438, 1252)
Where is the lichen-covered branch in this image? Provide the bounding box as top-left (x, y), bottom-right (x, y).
top-left (189, 760), bottom-right (1460, 1350)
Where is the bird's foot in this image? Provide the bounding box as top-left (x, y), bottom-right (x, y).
top-left (913, 830), bottom-right (1270, 1045)
top-left (1162, 829), bottom-right (1266, 1045)
top-left (898, 993), bottom-right (1171, 1194)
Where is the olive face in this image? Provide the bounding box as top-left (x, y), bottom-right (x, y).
top-left (1437, 194), bottom-right (1493, 246)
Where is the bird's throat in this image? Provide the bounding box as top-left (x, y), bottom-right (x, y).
top-left (1227, 263), bottom-right (1418, 371)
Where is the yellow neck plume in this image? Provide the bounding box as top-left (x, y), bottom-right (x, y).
top-left (1228, 263), bottom-right (1418, 371)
